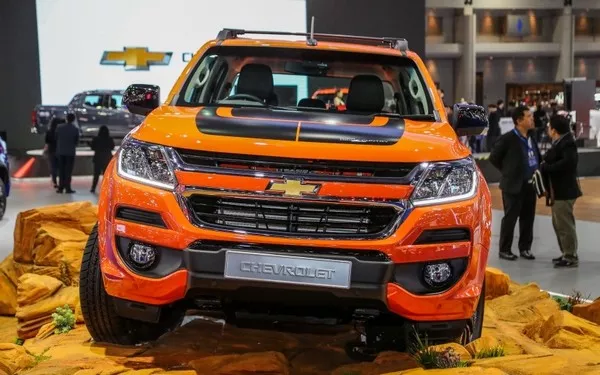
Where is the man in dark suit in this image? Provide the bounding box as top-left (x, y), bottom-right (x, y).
top-left (541, 115), bottom-right (582, 268)
top-left (496, 100), bottom-right (506, 117)
top-left (55, 112), bottom-right (80, 193)
top-left (489, 106), bottom-right (541, 261)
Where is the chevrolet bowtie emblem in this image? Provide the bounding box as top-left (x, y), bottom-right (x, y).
top-left (265, 180), bottom-right (321, 197)
top-left (100, 47), bottom-right (172, 71)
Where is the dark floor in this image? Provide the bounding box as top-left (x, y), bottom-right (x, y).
top-left (2, 176), bottom-right (598, 299)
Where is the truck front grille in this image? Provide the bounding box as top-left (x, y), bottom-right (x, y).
top-left (185, 194), bottom-right (400, 238)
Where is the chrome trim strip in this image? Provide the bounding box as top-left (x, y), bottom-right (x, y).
top-left (180, 186), bottom-right (407, 209)
top-left (165, 147), bottom-right (425, 185)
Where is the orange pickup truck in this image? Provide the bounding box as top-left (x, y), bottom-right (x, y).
top-left (79, 28), bottom-right (491, 358)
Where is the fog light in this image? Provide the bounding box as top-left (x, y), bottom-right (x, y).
top-left (128, 243), bottom-right (157, 269)
top-left (423, 262), bottom-right (452, 288)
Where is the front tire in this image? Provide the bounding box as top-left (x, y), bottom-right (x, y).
top-left (460, 280), bottom-right (485, 345)
top-left (345, 281), bottom-right (486, 361)
top-left (79, 224), bottom-right (185, 345)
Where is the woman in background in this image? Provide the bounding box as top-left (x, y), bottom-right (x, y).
top-left (44, 118), bottom-right (60, 188)
top-left (90, 126), bottom-right (115, 193)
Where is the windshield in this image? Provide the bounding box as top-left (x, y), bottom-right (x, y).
top-left (175, 45), bottom-right (434, 118)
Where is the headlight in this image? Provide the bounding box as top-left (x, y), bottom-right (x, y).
top-left (117, 139), bottom-right (176, 190)
top-left (410, 158), bottom-right (478, 206)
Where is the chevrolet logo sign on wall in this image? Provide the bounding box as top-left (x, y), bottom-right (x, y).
top-left (265, 180), bottom-right (321, 197)
top-left (100, 47), bottom-right (172, 70)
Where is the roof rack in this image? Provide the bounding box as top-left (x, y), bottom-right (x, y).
top-left (215, 28), bottom-right (408, 52)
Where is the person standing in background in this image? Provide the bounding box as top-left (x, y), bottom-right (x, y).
top-left (496, 100), bottom-right (506, 117)
top-left (44, 118), bottom-right (60, 188)
top-left (541, 115), bottom-right (582, 268)
top-left (489, 106), bottom-right (541, 261)
top-left (533, 102), bottom-right (548, 143)
top-left (55, 113), bottom-right (79, 194)
top-left (486, 103), bottom-right (500, 152)
top-left (90, 126), bottom-right (115, 194)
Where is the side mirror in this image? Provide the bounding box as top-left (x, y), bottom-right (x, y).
top-left (123, 84), bottom-right (160, 116)
top-left (451, 103), bottom-right (488, 136)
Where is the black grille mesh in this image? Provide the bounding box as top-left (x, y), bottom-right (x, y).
top-left (186, 195), bottom-right (399, 237)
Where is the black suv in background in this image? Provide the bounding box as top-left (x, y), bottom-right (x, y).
top-left (32, 89), bottom-right (144, 144)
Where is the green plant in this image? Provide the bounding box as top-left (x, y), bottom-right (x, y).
top-left (475, 345), bottom-right (505, 359)
top-left (13, 337), bottom-right (24, 345)
top-left (568, 290), bottom-right (591, 307)
top-left (553, 295), bottom-right (571, 311)
top-left (410, 330), bottom-right (469, 369)
top-left (553, 290), bottom-right (591, 312)
top-left (26, 348), bottom-right (51, 369)
top-left (51, 304), bottom-right (76, 334)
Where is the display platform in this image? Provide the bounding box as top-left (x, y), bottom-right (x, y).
top-left (0, 202), bottom-right (599, 374)
top-left (475, 147), bottom-right (600, 183)
top-left (10, 148), bottom-right (116, 179)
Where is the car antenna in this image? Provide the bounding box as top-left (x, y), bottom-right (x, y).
top-left (307, 16), bottom-right (317, 46)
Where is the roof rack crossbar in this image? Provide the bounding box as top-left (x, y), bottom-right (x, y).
top-left (216, 28), bottom-right (408, 52)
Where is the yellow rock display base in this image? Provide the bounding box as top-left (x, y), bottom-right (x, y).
top-left (0, 202), bottom-right (600, 374)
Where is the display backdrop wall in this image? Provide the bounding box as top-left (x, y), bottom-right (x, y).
top-left (1, 0), bottom-right (426, 152)
top-left (35, 0), bottom-right (308, 105)
top-left (0, 0), bottom-right (43, 151)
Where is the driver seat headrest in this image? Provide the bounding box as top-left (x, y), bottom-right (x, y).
top-left (346, 75), bottom-right (384, 113)
top-left (236, 63), bottom-right (274, 101)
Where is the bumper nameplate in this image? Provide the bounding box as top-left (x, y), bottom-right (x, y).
top-left (223, 250), bottom-right (352, 289)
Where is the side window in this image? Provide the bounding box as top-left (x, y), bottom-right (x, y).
top-left (403, 67), bottom-right (431, 114)
top-left (408, 67), bottom-right (432, 115)
top-left (109, 94), bottom-right (123, 109)
top-left (69, 94), bottom-right (81, 107)
top-left (82, 94), bottom-right (105, 109)
top-left (183, 54), bottom-right (218, 103)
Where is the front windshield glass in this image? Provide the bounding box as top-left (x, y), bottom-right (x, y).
top-left (175, 45), bottom-right (434, 118)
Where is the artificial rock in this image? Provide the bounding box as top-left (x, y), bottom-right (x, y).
top-left (0, 344), bottom-right (34, 375)
top-left (486, 283), bottom-right (560, 324)
top-left (572, 299), bottom-right (600, 326)
top-left (0, 201), bottom-right (95, 325)
top-left (484, 268), bottom-right (510, 300)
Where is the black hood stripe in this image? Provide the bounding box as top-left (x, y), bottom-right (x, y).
top-left (230, 107), bottom-right (380, 125)
top-left (196, 107), bottom-right (405, 145)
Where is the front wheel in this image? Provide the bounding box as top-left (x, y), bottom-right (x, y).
top-left (345, 282), bottom-right (486, 361)
top-left (460, 280), bottom-right (485, 345)
top-left (79, 224), bottom-right (185, 345)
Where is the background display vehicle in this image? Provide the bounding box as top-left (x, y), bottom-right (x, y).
top-left (31, 89), bottom-right (144, 144)
top-left (79, 28), bottom-right (491, 357)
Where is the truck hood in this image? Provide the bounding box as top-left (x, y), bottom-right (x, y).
top-left (130, 106), bottom-right (470, 163)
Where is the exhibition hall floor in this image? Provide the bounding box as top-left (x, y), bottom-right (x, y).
top-left (1, 176), bottom-right (599, 299)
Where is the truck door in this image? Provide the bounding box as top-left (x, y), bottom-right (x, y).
top-left (106, 93), bottom-right (134, 139)
top-left (75, 93), bottom-right (110, 138)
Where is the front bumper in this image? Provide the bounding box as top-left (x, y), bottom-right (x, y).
top-left (97, 159), bottom-right (491, 323)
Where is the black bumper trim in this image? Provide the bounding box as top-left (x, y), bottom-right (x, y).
top-left (182, 246), bottom-right (394, 309)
